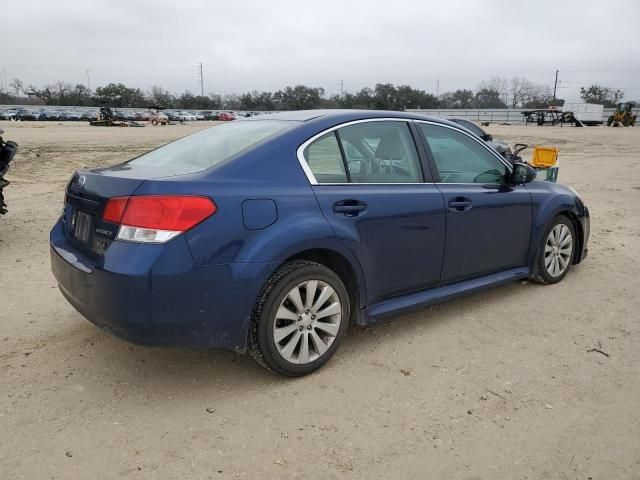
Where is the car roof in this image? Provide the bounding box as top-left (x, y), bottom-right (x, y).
top-left (245, 109), bottom-right (455, 126)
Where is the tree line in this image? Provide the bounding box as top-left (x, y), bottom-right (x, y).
top-left (0, 75), bottom-right (626, 110)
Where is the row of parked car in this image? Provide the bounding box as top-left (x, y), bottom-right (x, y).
top-left (162, 111), bottom-right (237, 122)
top-left (0, 108), bottom-right (245, 122)
top-left (0, 108), bottom-right (93, 121)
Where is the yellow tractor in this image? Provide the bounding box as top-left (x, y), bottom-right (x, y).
top-left (607, 102), bottom-right (636, 127)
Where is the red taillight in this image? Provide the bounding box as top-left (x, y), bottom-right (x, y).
top-left (103, 195), bottom-right (216, 232)
top-left (103, 197), bottom-right (129, 223)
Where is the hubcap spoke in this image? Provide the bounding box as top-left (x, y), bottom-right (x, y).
top-left (280, 330), bottom-right (302, 360)
top-left (315, 321), bottom-right (339, 336)
top-left (545, 253), bottom-right (554, 268)
top-left (310, 330), bottom-right (328, 356)
top-left (274, 322), bottom-right (299, 343)
top-left (287, 287), bottom-right (305, 314)
top-left (276, 305), bottom-right (299, 322)
top-left (315, 301), bottom-right (341, 319)
top-left (298, 333), bottom-right (310, 364)
top-left (304, 280), bottom-right (318, 309)
top-left (559, 226), bottom-right (569, 245)
top-left (312, 286), bottom-right (333, 311)
top-left (558, 254), bottom-right (568, 269)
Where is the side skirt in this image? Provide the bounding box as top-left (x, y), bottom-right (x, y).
top-left (360, 267), bottom-right (530, 325)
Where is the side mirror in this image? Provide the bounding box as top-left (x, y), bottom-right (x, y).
top-left (484, 133), bottom-right (493, 141)
top-left (511, 162), bottom-right (536, 184)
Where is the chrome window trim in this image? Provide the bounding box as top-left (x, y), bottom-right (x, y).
top-left (296, 117), bottom-right (512, 186)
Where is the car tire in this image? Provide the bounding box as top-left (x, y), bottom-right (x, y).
top-left (533, 215), bottom-right (576, 285)
top-left (248, 260), bottom-right (350, 377)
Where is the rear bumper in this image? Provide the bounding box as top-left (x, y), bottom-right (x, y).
top-left (50, 220), bottom-right (277, 350)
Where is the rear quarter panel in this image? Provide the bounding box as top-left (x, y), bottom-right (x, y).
top-left (134, 132), bottom-right (368, 307)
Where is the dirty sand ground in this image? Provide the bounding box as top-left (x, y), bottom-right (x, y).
top-left (1, 120), bottom-right (639, 479)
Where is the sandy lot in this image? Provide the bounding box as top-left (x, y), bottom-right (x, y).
top-left (1, 120), bottom-right (639, 479)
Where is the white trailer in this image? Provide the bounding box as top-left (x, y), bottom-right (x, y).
top-left (563, 103), bottom-right (604, 125)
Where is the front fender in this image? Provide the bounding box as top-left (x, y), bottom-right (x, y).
top-left (527, 181), bottom-right (588, 266)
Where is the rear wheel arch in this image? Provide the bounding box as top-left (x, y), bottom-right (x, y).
top-left (283, 248), bottom-right (364, 325)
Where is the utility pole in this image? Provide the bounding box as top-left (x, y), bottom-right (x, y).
top-left (553, 69), bottom-right (559, 102)
top-left (2, 69), bottom-right (7, 93)
top-left (85, 69), bottom-right (91, 91)
top-left (197, 63), bottom-right (204, 96)
top-left (338, 79), bottom-right (344, 98)
top-left (434, 79), bottom-right (440, 97)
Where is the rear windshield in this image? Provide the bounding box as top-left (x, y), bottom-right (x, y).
top-left (128, 120), bottom-right (291, 174)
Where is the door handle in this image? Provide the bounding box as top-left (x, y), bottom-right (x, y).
top-left (448, 197), bottom-right (472, 212)
top-left (333, 200), bottom-right (367, 217)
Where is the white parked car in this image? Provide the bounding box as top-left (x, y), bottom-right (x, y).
top-left (0, 109), bottom-right (17, 120)
top-left (178, 111), bottom-right (197, 121)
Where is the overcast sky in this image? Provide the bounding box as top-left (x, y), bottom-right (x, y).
top-left (2, 0), bottom-right (639, 102)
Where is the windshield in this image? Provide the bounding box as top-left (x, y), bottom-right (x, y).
top-left (128, 120), bottom-right (292, 174)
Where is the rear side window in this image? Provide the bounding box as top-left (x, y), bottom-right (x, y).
top-left (337, 122), bottom-right (422, 183)
top-left (303, 132), bottom-right (348, 183)
top-left (302, 121), bottom-right (422, 184)
top-left (129, 120), bottom-right (291, 174)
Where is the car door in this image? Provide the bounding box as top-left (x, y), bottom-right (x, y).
top-left (299, 119), bottom-right (446, 304)
top-left (416, 121), bottom-right (532, 283)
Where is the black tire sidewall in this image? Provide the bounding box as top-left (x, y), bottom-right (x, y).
top-left (537, 216), bottom-right (576, 284)
top-left (255, 262), bottom-right (350, 377)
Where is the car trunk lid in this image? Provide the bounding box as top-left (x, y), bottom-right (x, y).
top-left (64, 169), bottom-right (147, 257)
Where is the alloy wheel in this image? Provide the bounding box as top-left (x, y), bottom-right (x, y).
top-left (273, 280), bottom-right (342, 365)
top-left (544, 224), bottom-right (573, 277)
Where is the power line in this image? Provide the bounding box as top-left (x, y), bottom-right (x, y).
top-left (557, 85), bottom-right (640, 90)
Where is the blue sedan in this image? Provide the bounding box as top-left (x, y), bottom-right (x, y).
top-left (50, 110), bottom-right (589, 376)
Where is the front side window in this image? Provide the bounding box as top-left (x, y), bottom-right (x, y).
top-left (419, 123), bottom-right (508, 184)
top-left (453, 119), bottom-right (486, 139)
